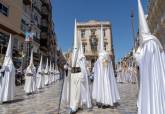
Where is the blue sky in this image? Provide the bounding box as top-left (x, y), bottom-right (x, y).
top-left (52, 0), bottom-right (148, 62)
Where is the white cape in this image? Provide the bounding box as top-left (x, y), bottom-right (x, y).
top-left (134, 40), bottom-right (165, 114)
top-left (79, 58), bottom-right (92, 108)
top-left (24, 66), bottom-right (37, 94)
top-left (117, 64), bottom-right (123, 83)
top-left (0, 59), bottom-right (15, 102)
top-left (36, 68), bottom-right (44, 89)
top-left (62, 65), bottom-right (71, 106)
top-left (44, 71), bottom-right (49, 86)
top-left (55, 67), bottom-right (60, 81)
top-left (92, 56), bottom-right (120, 106)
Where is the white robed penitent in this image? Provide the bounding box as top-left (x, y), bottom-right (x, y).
top-left (62, 54), bottom-right (72, 107)
top-left (92, 25), bottom-right (120, 106)
top-left (117, 62), bottom-right (123, 83)
top-left (24, 50), bottom-right (37, 94)
top-left (49, 61), bottom-right (52, 84)
top-left (62, 19), bottom-right (92, 112)
top-left (55, 65), bottom-right (60, 81)
top-left (134, 0), bottom-right (165, 114)
top-left (44, 58), bottom-right (49, 86)
top-left (62, 63), bottom-right (71, 106)
top-left (0, 35), bottom-right (16, 103)
top-left (52, 64), bottom-right (55, 83)
top-left (79, 38), bottom-right (92, 108)
top-left (36, 56), bottom-right (44, 89)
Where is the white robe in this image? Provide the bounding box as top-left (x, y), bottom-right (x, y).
top-left (128, 67), bottom-right (137, 83)
top-left (52, 71), bottom-right (55, 83)
top-left (134, 40), bottom-right (165, 114)
top-left (92, 56), bottom-right (120, 106)
top-left (36, 69), bottom-right (44, 89)
top-left (49, 71), bottom-right (52, 84)
top-left (79, 58), bottom-right (92, 108)
top-left (62, 66), bottom-right (71, 106)
top-left (55, 70), bottom-right (60, 81)
top-left (0, 59), bottom-right (15, 102)
top-left (63, 60), bottom-right (92, 110)
top-left (117, 66), bottom-right (122, 83)
top-left (44, 70), bottom-right (49, 86)
top-left (69, 72), bottom-right (82, 111)
top-left (24, 66), bottom-right (37, 94)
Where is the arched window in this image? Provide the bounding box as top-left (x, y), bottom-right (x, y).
top-left (90, 37), bottom-right (98, 52)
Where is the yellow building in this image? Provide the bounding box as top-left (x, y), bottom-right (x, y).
top-left (77, 20), bottom-right (115, 70)
top-left (147, 0), bottom-right (165, 49)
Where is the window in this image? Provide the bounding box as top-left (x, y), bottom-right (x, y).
top-left (0, 32), bottom-right (9, 45)
top-left (13, 38), bottom-right (18, 49)
top-left (91, 29), bottom-right (96, 36)
top-left (0, 4), bottom-right (2, 12)
top-left (104, 44), bottom-right (107, 51)
top-left (21, 19), bottom-right (27, 32)
top-left (81, 29), bottom-right (85, 38)
top-left (90, 37), bottom-right (98, 52)
top-left (82, 44), bottom-right (86, 53)
top-left (103, 29), bottom-right (106, 37)
top-left (0, 3), bottom-right (9, 16)
top-left (19, 43), bottom-right (23, 50)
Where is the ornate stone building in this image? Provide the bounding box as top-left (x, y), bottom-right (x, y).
top-left (147, 0), bottom-right (165, 49)
top-left (77, 20), bottom-right (115, 70)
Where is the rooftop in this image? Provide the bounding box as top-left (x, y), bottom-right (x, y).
top-left (77, 20), bottom-right (111, 26)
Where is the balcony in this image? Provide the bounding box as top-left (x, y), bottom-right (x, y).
top-left (41, 6), bottom-right (49, 16)
top-left (40, 32), bottom-right (48, 39)
top-left (33, 36), bottom-right (40, 43)
top-left (33, 4), bottom-right (41, 14)
top-left (84, 50), bottom-right (98, 57)
top-left (40, 26), bottom-right (48, 32)
top-left (41, 19), bottom-right (48, 27)
top-left (23, 0), bottom-right (31, 5)
top-left (33, 52), bottom-right (40, 59)
top-left (41, 0), bottom-right (51, 11)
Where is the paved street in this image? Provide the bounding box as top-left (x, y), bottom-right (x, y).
top-left (0, 81), bottom-right (138, 114)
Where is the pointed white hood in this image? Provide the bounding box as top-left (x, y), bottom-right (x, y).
top-left (26, 49), bottom-right (36, 73)
top-left (98, 24), bottom-right (108, 59)
top-left (138, 0), bottom-right (150, 36)
top-left (78, 34), bottom-right (86, 60)
top-left (29, 49), bottom-right (34, 66)
top-left (99, 24), bottom-right (105, 53)
top-left (3, 34), bottom-right (13, 67)
top-left (72, 19), bottom-right (79, 67)
top-left (49, 60), bottom-right (52, 71)
top-left (137, 0), bottom-right (162, 50)
top-left (45, 58), bottom-right (49, 72)
top-left (38, 56), bottom-right (43, 71)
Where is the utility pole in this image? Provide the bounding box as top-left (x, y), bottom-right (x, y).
top-left (131, 8), bottom-right (136, 48)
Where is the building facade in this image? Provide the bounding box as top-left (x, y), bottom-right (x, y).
top-left (0, 0), bottom-right (23, 68)
top-left (40, 0), bottom-right (57, 63)
top-left (77, 20), bottom-right (115, 70)
top-left (21, 0), bottom-right (41, 67)
top-left (0, 0), bottom-right (57, 69)
top-left (147, 0), bottom-right (165, 49)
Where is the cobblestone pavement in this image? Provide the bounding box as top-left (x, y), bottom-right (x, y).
top-left (0, 81), bottom-right (138, 114)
